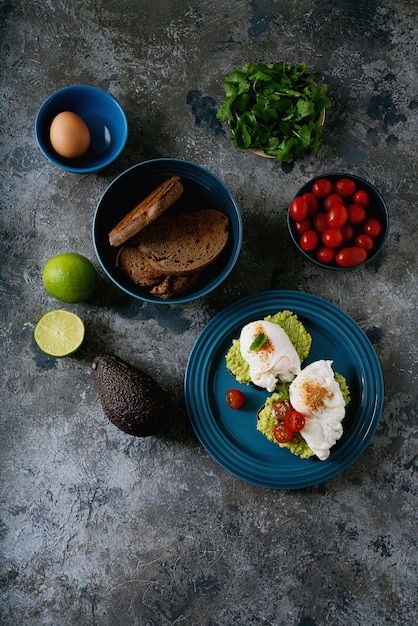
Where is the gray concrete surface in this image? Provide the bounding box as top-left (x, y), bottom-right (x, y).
top-left (1, 1), bottom-right (417, 625)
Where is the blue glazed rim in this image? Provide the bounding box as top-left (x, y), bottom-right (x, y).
top-left (93, 158), bottom-right (243, 304)
top-left (35, 85), bottom-right (128, 173)
top-left (287, 173), bottom-right (389, 270)
top-left (184, 290), bottom-right (384, 489)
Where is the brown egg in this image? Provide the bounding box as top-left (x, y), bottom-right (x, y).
top-left (49, 111), bottom-right (91, 159)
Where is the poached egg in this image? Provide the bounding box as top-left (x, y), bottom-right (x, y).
top-left (289, 359), bottom-right (346, 460)
top-left (240, 320), bottom-right (301, 392)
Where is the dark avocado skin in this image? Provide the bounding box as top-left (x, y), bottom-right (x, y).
top-left (92, 354), bottom-right (173, 437)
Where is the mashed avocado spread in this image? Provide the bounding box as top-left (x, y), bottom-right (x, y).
top-left (257, 393), bottom-right (316, 458)
top-left (225, 310), bottom-right (312, 388)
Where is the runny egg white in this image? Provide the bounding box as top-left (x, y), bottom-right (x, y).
top-left (289, 359), bottom-right (346, 460)
top-left (240, 320), bottom-right (301, 392)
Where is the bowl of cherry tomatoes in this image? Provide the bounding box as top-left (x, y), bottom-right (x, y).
top-left (287, 173), bottom-right (389, 269)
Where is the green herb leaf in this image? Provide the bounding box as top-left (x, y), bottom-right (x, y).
top-left (217, 62), bottom-right (331, 163)
top-left (249, 333), bottom-right (268, 351)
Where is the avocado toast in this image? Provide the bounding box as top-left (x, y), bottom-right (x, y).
top-left (225, 310), bottom-right (350, 460)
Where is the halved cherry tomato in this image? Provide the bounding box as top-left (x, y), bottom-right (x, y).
top-left (284, 410), bottom-right (305, 432)
top-left (313, 212), bottom-right (328, 234)
top-left (353, 189), bottom-right (370, 207)
top-left (226, 389), bottom-right (245, 409)
top-left (316, 245), bottom-right (336, 265)
top-left (300, 230), bottom-right (319, 251)
top-left (347, 204), bottom-right (366, 225)
top-left (326, 204), bottom-right (348, 229)
top-left (355, 233), bottom-right (375, 252)
top-left (294, 218), bottom-right (312, 235)
top-left (334, 177), bottom-right (357, 198)
top-left (335, 247), bottom-right (367, 267)
top-left (363, 217), bottom-right (383, 238)
top-left (289, 196), bottom-right (309, 222)
top-left (302, 192), bottom-right (319, 215)
top-left (271, 400), bottom-right (292, 421)
top-left (273, 423), bottom-right (293, 444)
top-left (322, 228), bottom-right (344, 248)
top-left (312, 178), bottom-right (333, 198)
top-left (324, 193), bottom-right (343, 211)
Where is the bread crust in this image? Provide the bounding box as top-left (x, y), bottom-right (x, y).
top-left (108, 176), bottom-right (183, 247)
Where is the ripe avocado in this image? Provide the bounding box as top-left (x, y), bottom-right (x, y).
top-left (92, 354), bottom-right (172, 436)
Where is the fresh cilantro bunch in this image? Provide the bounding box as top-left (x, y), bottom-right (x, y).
top-left (217, 62), bottom-right (331, 163)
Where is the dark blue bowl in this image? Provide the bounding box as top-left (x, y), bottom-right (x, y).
top-left (93, 159), bottom-right (243, 303)
top-left (287, 173), bottom-right (389, 269)
top-left (35, 85), bottom-right (128, 173)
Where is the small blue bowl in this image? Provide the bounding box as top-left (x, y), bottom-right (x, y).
top-left (287, 173), bottom-right (389, 270)
top-left (35, 85), bottom-right (128, 173)
top-left (93, 159), bottom-right (243, 303)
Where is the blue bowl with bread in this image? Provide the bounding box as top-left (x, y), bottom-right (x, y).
top-left (93, 158), bottom-right (243, 303)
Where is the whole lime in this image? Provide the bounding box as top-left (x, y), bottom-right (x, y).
top-left (42, 252), bottom-right (97, 303)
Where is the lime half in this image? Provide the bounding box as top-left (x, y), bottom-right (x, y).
top-left (34, 310), bottom-right (85, 357)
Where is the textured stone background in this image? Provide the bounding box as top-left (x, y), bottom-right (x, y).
top-left (1, 1), bottom-right (417, 625)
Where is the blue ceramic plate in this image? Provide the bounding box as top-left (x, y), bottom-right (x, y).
top-left (184, 290), bottom-right (384, 489)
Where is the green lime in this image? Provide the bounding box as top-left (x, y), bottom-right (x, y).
top-left (42, 252), bottom-right (97, 303)
top-left (34, 310), bottom-right (85, 357)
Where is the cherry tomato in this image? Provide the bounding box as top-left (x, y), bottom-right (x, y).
top-left (300, 230), bottom-right (319, 251)
top-left (313, 211), bottom-right (328, 234)
top-left (289, 196), bottom-right (309, 222)
top-left (322, 228), bottom-right (344, 248)
top-left (335, 246), bottom-right (367, 267)
top-left (302, 192), bottom-right (319, 215)
top-left (363, 217), bottom-right (383, 238)
top-left (312, 178), bottom-right (333, 198)
top-left (316, 245), bottom-right (336, 265)
top-left (326, 204), bottom-right (348, 229)
top-left (284, 410), bottom-right (305, 432)
top-left (273, 423), bottom-right (293, 444)
top-left (294, 218), bottom-right (312, 235)
top-left (341, 223), bottom-right (355, 242)
top-left (334, 177), bottom-right (357, 198)
top-left (353, 189), bottom-right (370, 207)
top-left (355, 233), bottom-right (375, 252)
top-left (347, 204), bottom-right (366, 225)
top-left (324, 193), bottom-right (344, 211)
top-left (226, 389), bottom-right (245, 409)
top-left (271, 400), bottom-right (292, 421)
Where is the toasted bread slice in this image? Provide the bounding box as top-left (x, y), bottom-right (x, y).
top-left (116, 242), bottom-right (201, 298)
top-left (149, 273), bottom-right (201, 299)
top-left (108, 176), bottom-right (184, 247)
top-left (137, 209), bottom-right (229, 276)
top-left (116, 245), bottom-right (165, 287)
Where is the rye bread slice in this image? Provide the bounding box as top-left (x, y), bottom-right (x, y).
top-left (137, 209), bottom-right (229, 276)
top-left (108, 176), bottom-right (184, 247)
top-left (116, 242), bottom-right (201, 298)
top-left (116, 245), bottom-right (165, 287)
top-left (149, 273), bottom-right (201, 299)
